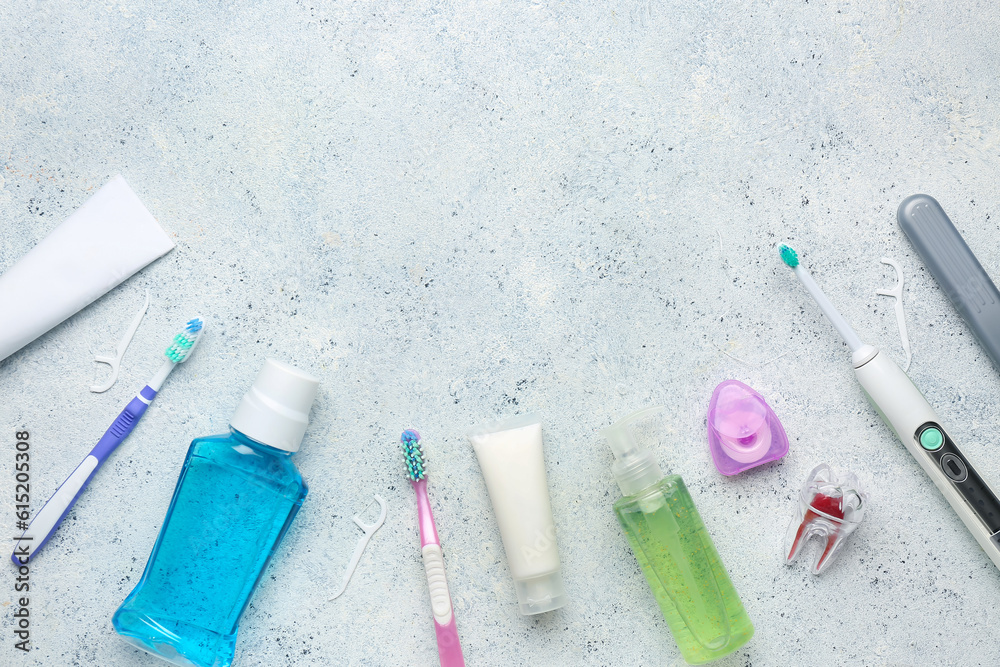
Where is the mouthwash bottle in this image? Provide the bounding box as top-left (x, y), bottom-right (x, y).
top-left (604, 407), bottom-right (754, 665)
top-left (113, 359), bottom-right (320, 667)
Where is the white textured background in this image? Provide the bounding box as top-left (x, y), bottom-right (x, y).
top-left (2, 1), bottom-right (1000, 665)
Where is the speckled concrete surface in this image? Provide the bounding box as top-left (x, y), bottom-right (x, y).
top-left (1, 1), bottom-right (1000, 665)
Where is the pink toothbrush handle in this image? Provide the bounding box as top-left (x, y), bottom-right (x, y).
top-left (434, 614), bottom-right (465, 667)
top-left (415, 479), bottom-right (465, 667)
top-left (422, 543), bottom-right (464, 667)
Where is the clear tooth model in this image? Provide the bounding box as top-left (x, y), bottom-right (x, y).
top-left (785, 463), bottom-right (867, 575)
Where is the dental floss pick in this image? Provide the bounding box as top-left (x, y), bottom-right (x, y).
top-left (91, 290), bottom-right (150, 393)
top-left (329, 495), bottom-right (387, 600)
top-left (876, 258), bottom-right (911, 372)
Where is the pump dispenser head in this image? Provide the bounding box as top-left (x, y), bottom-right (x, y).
top-left (230, 359), bottom-right (320, 452)
top-left (602, 406), bottom-right (666, 496)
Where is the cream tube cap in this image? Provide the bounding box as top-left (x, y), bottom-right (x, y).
top-left (230, 359), bottom-right (319, 452)
top-left (514, 571), bottom-right (568, 615)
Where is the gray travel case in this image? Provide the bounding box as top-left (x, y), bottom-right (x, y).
top-left (898, 194), bottom-right (1000, 369)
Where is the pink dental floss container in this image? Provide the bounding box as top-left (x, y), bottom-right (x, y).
top-left (707, 379), bottom-right (788, 475)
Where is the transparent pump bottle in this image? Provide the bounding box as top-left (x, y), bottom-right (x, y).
top-left (604, 407), bottom-right (754, 665)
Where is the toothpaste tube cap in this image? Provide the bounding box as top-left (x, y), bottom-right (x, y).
top-left (514, 570), bottom-right (568, 615)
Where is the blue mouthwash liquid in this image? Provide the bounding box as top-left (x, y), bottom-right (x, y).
top-left (113, 360), bottom-right (319, 667)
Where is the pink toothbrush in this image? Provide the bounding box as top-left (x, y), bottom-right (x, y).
top-left (400, 429), bottom-right (465, 667)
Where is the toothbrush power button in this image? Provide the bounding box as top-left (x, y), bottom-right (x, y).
top-left (919, 427), bottom-right (944, 451)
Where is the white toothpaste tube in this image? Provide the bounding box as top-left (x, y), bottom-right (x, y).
top-left (0, 175), bottom-right (174, 362)
top-left (468, 414), bottom-right (568, 615)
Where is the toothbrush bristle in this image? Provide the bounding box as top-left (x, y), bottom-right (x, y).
top-left (400, 429), bottom-right (425, 481)
top-left (779, 244), bottom-right (799, 268)
top-left (164, 318), bottom-right (204, 363)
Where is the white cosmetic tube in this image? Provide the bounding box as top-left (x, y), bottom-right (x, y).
top-left (468, 414), bottom-right (568, 615)
top-left (0, 175), bottom-right (174, 362)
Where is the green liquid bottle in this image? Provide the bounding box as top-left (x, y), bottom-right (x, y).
top-left (604, 408), bottom-right (754, 665)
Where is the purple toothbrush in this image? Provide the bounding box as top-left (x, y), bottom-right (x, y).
top-left (11, 318), bottom-right (204, 565)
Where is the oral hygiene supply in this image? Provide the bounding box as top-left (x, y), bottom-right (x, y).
top-left (91, 290), bottom-right (151, 393)
top-left (400, 430), bottom-right (465, 667)
top-left (780, 244), bottom-right (1000, 570)
top-left (0, 175), bottom-right (174, 363)
top-left (875, 257), bottom-right (912, 372)
top-left (468, 415), bottom-right (568, 615)
top-left (329, 494), bottom-right (387, 601)
top-left (113, 359), bottom-right (319, 667)
top-left (785, 463), bottom-right (867, 575)
top-left (897, 194), bottom-right (1000, 371)
top-left (706, 380), bottom-right (788, 476)
top-left (604, 407), bottom-right (754, 665)
top-left (11, 317), bottom-right (203, 564)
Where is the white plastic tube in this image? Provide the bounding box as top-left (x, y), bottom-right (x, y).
top-left (468, 414), bottom-right (568, 615)
top-left (0, 175), bottom-right (174, 362)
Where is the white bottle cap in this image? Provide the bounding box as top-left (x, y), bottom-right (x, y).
top-left (230, 359), bottom-right (320, 452)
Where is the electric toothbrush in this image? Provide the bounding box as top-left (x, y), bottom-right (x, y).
top-left (780, 245), bottom-right (1000, 570)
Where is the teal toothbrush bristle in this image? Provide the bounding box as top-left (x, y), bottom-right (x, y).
top-left (165, 318), bottom-right (203, 363)
top-left (400, 429), bottom-right (425, 481)
top-left (779, 244), bottom-right (799, 268)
